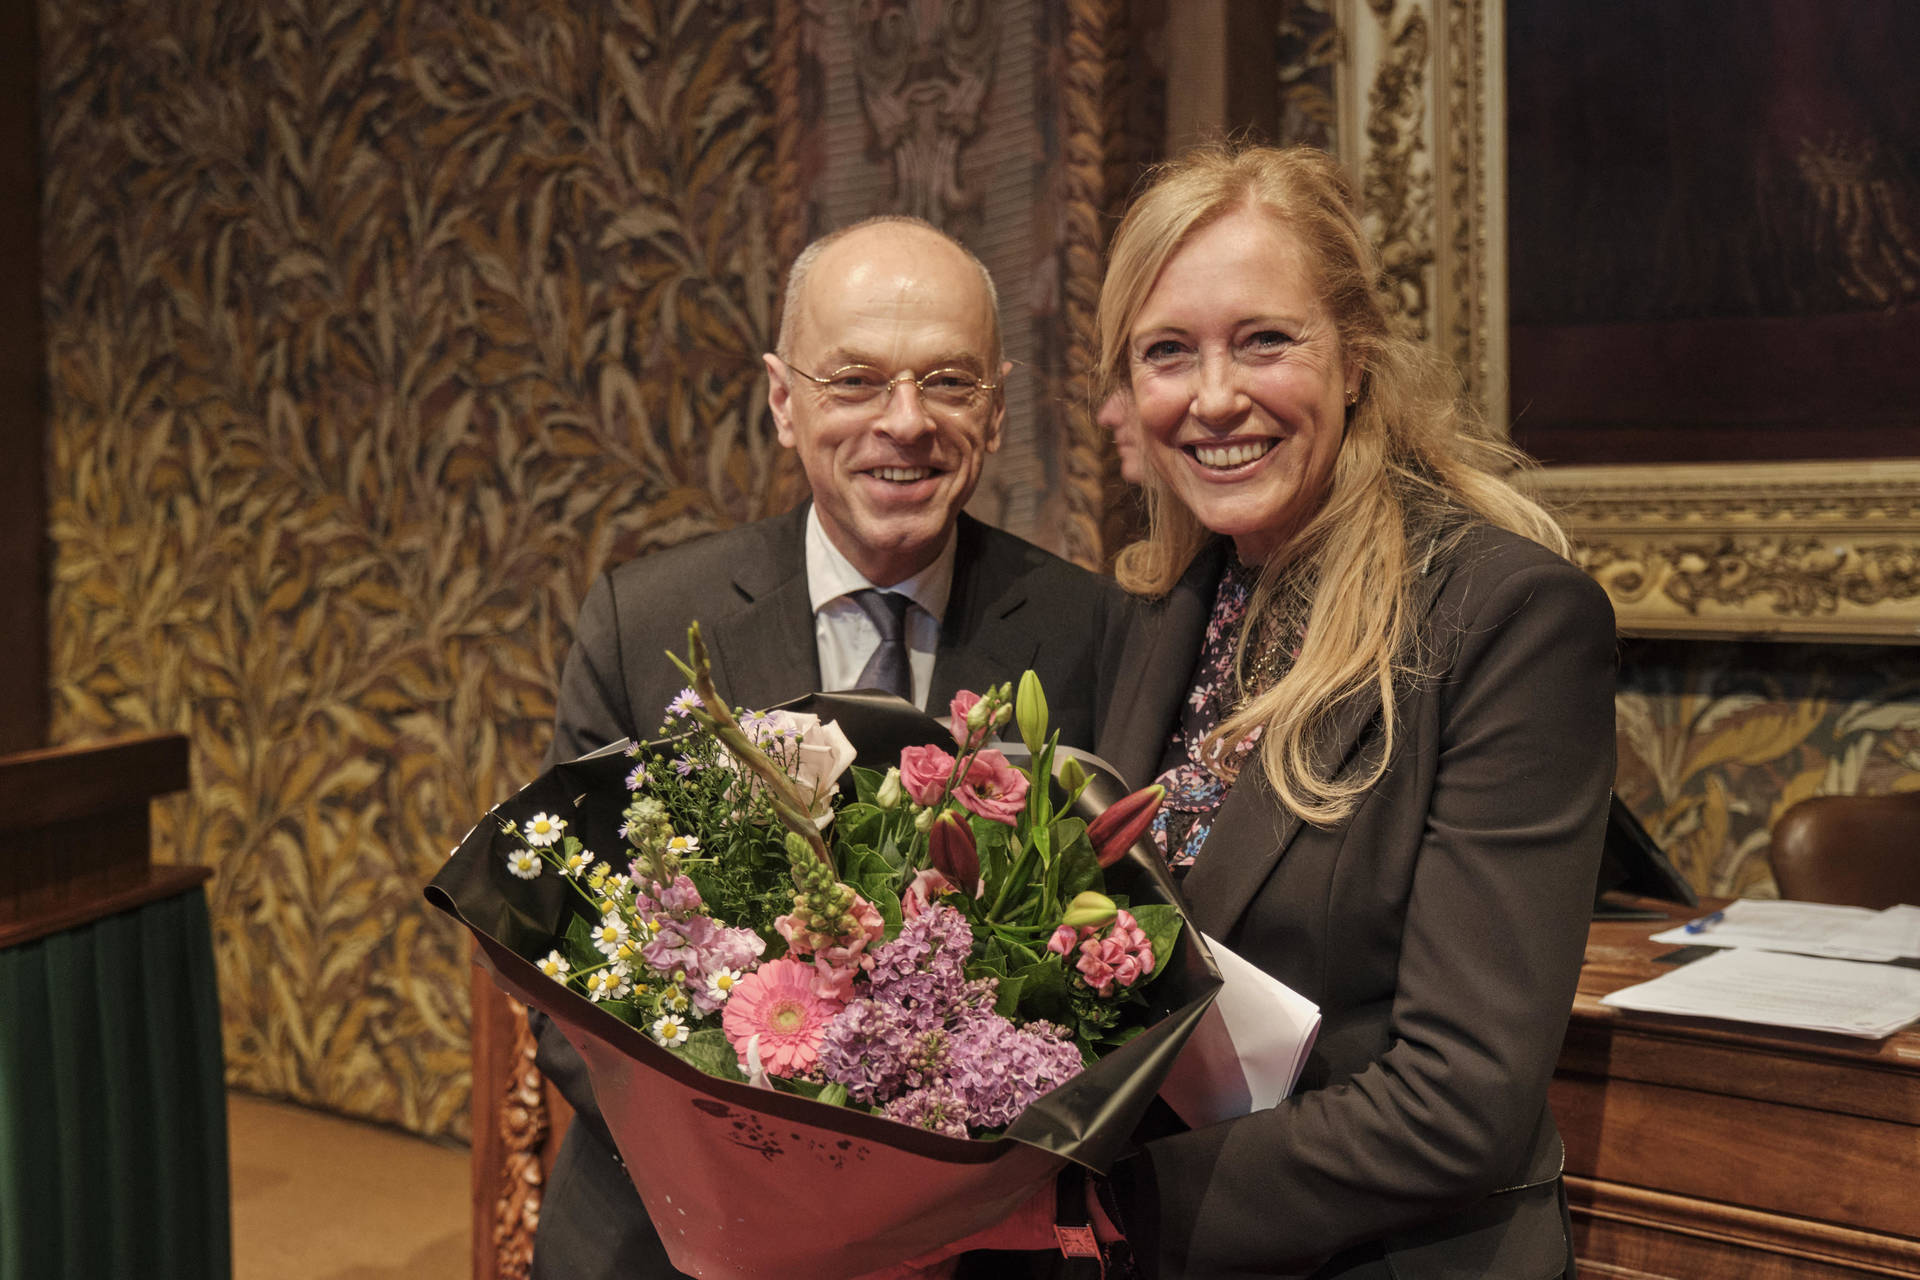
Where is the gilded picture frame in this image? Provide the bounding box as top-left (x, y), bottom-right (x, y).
top-left (1332, 0), bottom-right (1920, 644)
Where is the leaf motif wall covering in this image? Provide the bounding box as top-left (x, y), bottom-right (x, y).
top-left (1614, 641), bottom-right (1920, 899)
top-left (43, 0), bottom-right (782, 1138)
top-left (40, 0), bottom-right (1918, 1145)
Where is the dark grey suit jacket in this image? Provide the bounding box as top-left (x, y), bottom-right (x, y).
top-left (530, 504), bottom-right (1132, 1280)
top-left (1093, 524), bottom-right (1615, 1280)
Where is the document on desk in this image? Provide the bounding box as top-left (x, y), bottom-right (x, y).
top-left (1602, 947), bottom-right (1920, 1038)
top-left (1650, 898), bottom-right (1920, 962)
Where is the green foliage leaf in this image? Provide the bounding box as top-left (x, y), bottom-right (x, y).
top-left (1009, 954), bottom-right (1071, 1023)
top-left (849, 765), bottom-right (886, 805)
top-left (669, 1028), bottom-right (745, 1082)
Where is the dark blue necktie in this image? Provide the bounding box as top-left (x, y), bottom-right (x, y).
top-left (851, 589), bottom-right (913, 701)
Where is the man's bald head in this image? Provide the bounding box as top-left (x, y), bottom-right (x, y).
top-left (776, 216), bottom-right (1002, 369)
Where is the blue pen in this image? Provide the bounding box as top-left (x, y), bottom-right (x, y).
top-left (1683, 909), bottom-right (1725, 934)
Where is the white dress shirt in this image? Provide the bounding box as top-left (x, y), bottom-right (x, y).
top-left (805, 507), bottom-right (954, 710)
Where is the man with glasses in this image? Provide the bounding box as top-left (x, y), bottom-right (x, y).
top-left (530, 215), bottom-right (1131, 1279)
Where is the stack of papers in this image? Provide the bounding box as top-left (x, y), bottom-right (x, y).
top-left (1651, 899), bottom-right (1920, 962)
top-left (1601, 947), bottom-right (1920, 1038)
top-left (1158, 933), bottom-right (1321, 1127)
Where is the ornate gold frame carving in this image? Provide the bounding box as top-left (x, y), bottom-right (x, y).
top-left (1338, 0), bottom-right (1920, 643)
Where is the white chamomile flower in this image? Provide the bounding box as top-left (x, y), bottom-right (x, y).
top-left (706, 969), bottom-right (743, 1003)
top-left (614, 940), bottom-right (643, 967)
top-left (524, 813), bottom-right (566, 847)
top-left (505, 849), bottom-right (541, 880)
top-left (665, 833), bottom-right (701, 857)
top-left (559, 848), bottom-right (593, 878)
top-left (666, 987), bottom-right (691, 1014)
top-left (584, 970), bottom-right (631, 1003)
top-left (590, 914), bottom-right (631, 957)
top-left (536, 951), bottom-right (570, 980)
top-left (651, 1014), bottom-right (691, 1048)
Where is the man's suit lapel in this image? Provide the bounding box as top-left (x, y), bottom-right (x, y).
top-left (929, 516), bottom-right (1038, 707)
top-left (705, 507), bottom-right (822, 711)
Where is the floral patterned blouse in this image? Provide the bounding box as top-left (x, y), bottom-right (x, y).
top-left (1149, 555), bottom-right (1275, 868)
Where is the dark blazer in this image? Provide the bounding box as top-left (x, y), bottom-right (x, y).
top-left (530, 504), bottom-right (1132, 1280)
top-left (1093, 524), bottom-right (1616, 1280)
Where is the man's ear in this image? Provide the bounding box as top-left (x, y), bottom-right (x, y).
top-left (764, 352), bottom-right (797, 447)
top-left (984, 359), bottom-right (1011, 454)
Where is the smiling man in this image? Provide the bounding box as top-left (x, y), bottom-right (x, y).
top-left (529, 216), bottom-right (1131, 1280)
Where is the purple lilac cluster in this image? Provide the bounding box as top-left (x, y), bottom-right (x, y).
top-left (631, 874), bottom-right (765, 1014)
top-left (817, 905), bottom-right (1084, 1137)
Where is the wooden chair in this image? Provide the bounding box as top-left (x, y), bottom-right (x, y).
top-left (1766, 792), bottom-right (1920, 909)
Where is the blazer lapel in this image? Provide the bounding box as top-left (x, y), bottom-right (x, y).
top-left (706, 508), bottom-right (822, 711)
top-left (1178, 541), bottom-right (1458, 940)
top-left (1096, 544), bottom-right (1223, 787)
top-left (1178, 696), bottom-right (1373, 939)
top-left (929, 516), bottom-right (1038, 707)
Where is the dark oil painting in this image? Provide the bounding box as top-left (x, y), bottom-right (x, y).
top-left (1505, 0), bottom-right (1920, 465)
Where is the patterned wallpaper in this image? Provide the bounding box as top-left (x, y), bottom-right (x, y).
top-left (43, 0), bottom-right (784, 1138)
top-left (1614, 640), bottom-right (1920, 898)
top-left (38, 0), bottom-right (1919, 1146)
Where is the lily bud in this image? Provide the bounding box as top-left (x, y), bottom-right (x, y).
top-left (1056, 756), bottom-right (1088, 797)
top-left (1086, 784), bottom-right (1166, 868)
top-left (875, 767), bottom-right (904, 810)
top-left (1015, 670), bottom-right (1048, 755)
top-left (1060, 890), bottom-right (1118, 930)
top-left (928, 810), bottom-right (980, 891)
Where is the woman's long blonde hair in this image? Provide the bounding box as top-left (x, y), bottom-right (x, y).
top-left (1100, 143), bottom-right (1567, 826)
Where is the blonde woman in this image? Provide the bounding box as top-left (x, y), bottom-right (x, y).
top-left (1087, 144), bottom-right (1616, 1278)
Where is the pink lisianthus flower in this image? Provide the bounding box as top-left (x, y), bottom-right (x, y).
top-left (954, 748), bottom-right (1028, 825)
top-left (947, 690), bottom-right (989, 752)
top-left (721, 958), bottom-right (845, 1077)
top-left (903, 868), bottom-right (959, 919)
top-left (898, 744), bottom-right (956, 806)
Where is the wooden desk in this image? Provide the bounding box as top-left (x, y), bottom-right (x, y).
top-left (1555, 898), bottom-right (1920, 1279)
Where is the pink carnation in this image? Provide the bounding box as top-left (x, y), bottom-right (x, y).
top-left (721, 958), bottom-right (845, 1077)
top-left (898, 744), bottom-right (957, 806)
top-left (954, 748), bottom-right (1028, 825)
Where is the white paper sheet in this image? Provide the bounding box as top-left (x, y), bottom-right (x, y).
top-left (1650, 898), bottom-right (1920, 962)
top-left (1601, 947), bottom-right (1920, 1038)
top-left (1157, 933), bottom-right (1321, 1128)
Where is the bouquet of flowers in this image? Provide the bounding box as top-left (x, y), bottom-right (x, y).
top-left (428, 625), bottom-right (1220, 1278)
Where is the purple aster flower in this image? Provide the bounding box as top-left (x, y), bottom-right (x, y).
top-left (625, 761), bottom-right (648, 791)
top-left (666, 688), bottom-right (700, 719)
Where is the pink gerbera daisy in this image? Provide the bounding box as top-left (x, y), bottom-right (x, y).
top-left (721, 958), bottom-right (844, 1077)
